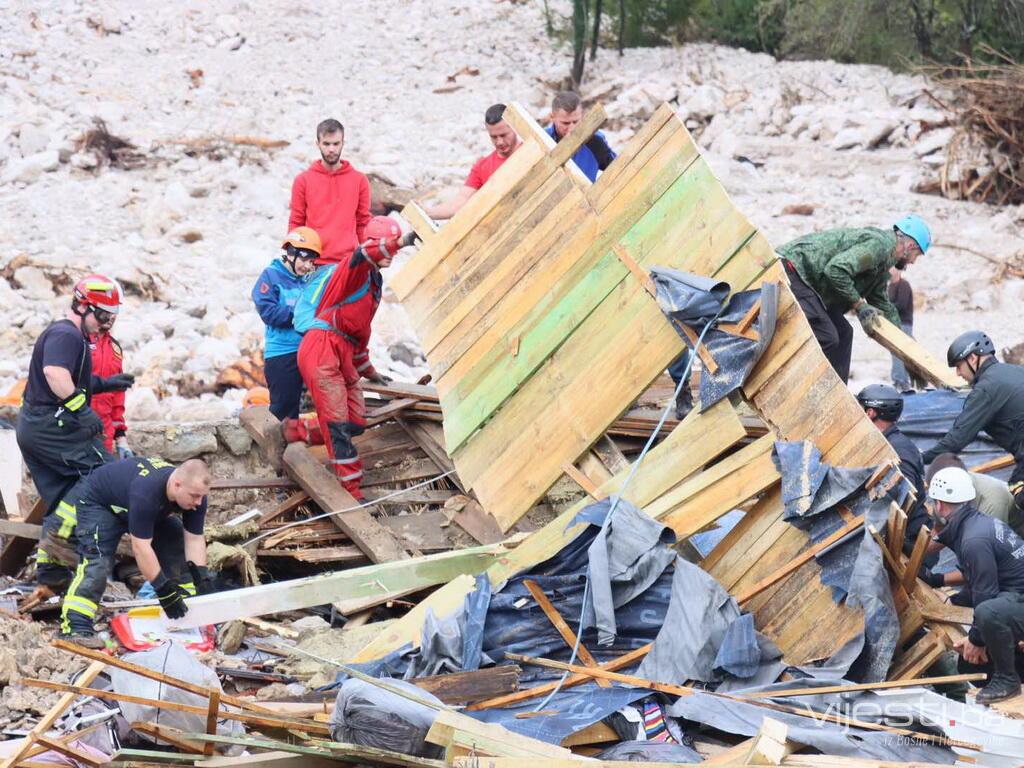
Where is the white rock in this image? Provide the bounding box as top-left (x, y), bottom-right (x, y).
top-left (3, 150), bottom-right (60, 183)
top-left (913, 127), bottom-right (954, 157)
top-left (125, 386), bottom-right (163, 421)
top-left (17, 123), bottom-right (50, 157)
top-left (13, 266), bottom-right (55, 300)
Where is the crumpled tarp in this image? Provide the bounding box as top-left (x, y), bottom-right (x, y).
top-left (329, 678), bottom-right (444, 758)
top-left (772, 440), bottom-right (876, 521)
top-left (770, 440), bottom-right (901, 682)
top-left (668, 690), bottom-right (955, 763)
top-left (900, 389), bottom-right (1009, 479)
top-left (638, 557), bottom-right (741, 684)
top-left (651, 268), bottom-right (779, 408)
top-left (403, 573), bottom-right (493, 679)
top-left (574, 496), bottom-right (677, 646)
top-left (596, 740), bottom-right (703, 763)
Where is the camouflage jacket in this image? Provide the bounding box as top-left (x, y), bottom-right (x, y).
top-left (777, 226), bottom-right (900, 325)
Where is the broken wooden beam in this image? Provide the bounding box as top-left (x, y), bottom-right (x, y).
top-left (282, 442), bottom-right (409, 563)
top-left (239, 406), bottom-right (286, 471)
top-left (0, 518), bottom-right (42, 540)
top-left (413, 665), bottom-right (521, 705)
top-left (867, 318), bottom-right (965, 389)
top-left (0, 497), bottom-right (46, 575)
top-left (159, 544), bottom-right (504, 629)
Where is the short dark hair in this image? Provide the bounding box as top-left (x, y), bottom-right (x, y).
top-left (552, 91), bottom-right (581, 113)
top-left (925, 452), bottom-right (967, 485)
top-left (484, 104), bottom-right (506, 126)
top-left (316, 119), bottom-right (345, 140)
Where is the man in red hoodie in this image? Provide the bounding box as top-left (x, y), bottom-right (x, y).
top-left (294, 216), bottom-right (407, 500)
top-left (288, 119), bottom-right (372, 265)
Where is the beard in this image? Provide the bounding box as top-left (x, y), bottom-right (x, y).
top-left (320, 150), bottom-right (340, 165)
top-left (894, 258), bottom-right (908, 270)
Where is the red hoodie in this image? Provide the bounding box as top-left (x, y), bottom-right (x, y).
top-left (288, 160), bottom-right (371, 264)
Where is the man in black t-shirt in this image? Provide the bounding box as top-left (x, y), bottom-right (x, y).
top-left (59, 457), bottom-right (214, 646)
top-left (16, 275), bottom-right (135, 513)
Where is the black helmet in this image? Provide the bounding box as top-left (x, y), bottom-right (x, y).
top-left (947, 331), bottom-right (995, 367)
top-left (857, 383), bottom-right (904, 422)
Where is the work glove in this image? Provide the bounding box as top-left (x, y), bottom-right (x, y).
top-left (96, 373), bottom-right (135, 393)
top-left (364, 371), bottom-right (392, 385)
top-left (115, 437), bottom-right (134, 459)
top-left (187, 561), bottom-right (217, 595)
top-left (856, 303), bottom-right (883, 334)
top-left (152, 572), bottom-right (190, 619)
top-left (919, 568), bottom-right (945, 588)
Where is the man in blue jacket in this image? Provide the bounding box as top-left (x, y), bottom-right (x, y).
top-left (546, 91), bottom-right (616, 182)
top-left (251, 227), bottom-right (320, 420)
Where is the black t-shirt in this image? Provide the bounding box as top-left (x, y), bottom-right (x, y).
top-left (24, 319), bottom-right (92, 407)
top-left (887, 278), bottom-right (913, 326)
top-left (82, 457), bottom-right (207, 538)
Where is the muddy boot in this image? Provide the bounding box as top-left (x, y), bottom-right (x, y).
top-left (57, 632), bottom-right (107, 650)
top-left (674, 387), bottom-right (694, 420)
top-left (977, 676), bottom-right (1022, 704)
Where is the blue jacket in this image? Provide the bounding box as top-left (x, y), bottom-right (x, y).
top-left (545, 124), bottom-right (616, 182)
top-left (251, 259), bottom-right (307, 358)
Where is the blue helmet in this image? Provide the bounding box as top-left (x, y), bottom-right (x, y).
top-left (894, 214), bottom-right (931, 254)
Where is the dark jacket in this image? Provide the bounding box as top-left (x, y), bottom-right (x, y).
top-left (884, 424), bottom-right (927, 546)
top-left (937, 504), bottom-right (1024, 645)
top-left (921, 358), bottom-right (1024, 467)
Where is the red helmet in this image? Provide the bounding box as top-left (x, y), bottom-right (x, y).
top-left (361, 216), bottom-right (403, 264)
top-left (73, 274), bottom-right (121, 315)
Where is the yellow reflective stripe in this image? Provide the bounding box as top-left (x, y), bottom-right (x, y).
top-left (65, 392), bottom-right (86, 411)
top-left (37, 549), bottom-right (53, 564)
top-left (58, 500), bottom-right (77, 516)
top-left (110, 505), bottom-right (127, 514)
top-left (180, 582), bottom-right (197, 596)
top-left (56, 502), bottom-right (78, 538)
top-left (63, 596), bottom-right (98, 617)
top-left (84, 280), bottom-right (115, 291)
top-left (62, 557), bottom-right (91, 626)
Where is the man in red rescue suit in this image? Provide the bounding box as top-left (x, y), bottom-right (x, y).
top-left (90, 314), bottom-right (132, 459)
top-left (294, 216), bottom-right (408, 500)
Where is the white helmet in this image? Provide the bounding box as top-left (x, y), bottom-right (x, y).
top-left (928, 467), bottom-right (976, 504)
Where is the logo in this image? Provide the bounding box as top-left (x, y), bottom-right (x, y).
top-left (259, 282), bottom-right (270, 294)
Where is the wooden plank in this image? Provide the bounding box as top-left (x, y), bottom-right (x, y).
top-left (396, 418), bottom-right (466, 492)
top-left (449, 498), bottom-right (504, 545)
top-left (413, 666), bottom-right (521, 705)
top-left (20, 679), bottom-right (330, 736)
top-left (918, 603), bottom-right (974, 625)
top-left (203, 690), bottom-right (220, 757)
top-left (257, 491), bottom-right (308, 527)
top-left (0, 660), bottom-right (105, 768)
top-left (400, 200), bottom-right (440, 241)
top-left (186, 732), bottom-right (446, 768)
top-left (506, 651), bottom-right (693, 696)
top-left (549, 104), bottom-right (609, 169)
top-left (592, 434), bottom-right (629, 474)
top-left (349, 575), bottom-right (478, 662)
top-left (282, 442), bottom-right (408, 563)
top-left (130, 722), bottom-right (206, 754)
top-left (467, 644), bottom-right (653, 712)
top-left (52, 639), bottom-right (279, 715)
top-left (381, 510), bottom-right (453, 552)
top-left (971, 453), bottom-right (1014, 474)
top-left (902, 524), bottom-right (932, 596)
top-left (34, 735), bottom-right (104, 767)
top-left (425, 709), bottom-right (577, 760)
top-left (361, 456), bottom-right (440, 487)
top-left (740, 672), bottom-right (986, 699)
top-left (867, 317), bottom-right (966, 389)
top-left (0, 518), bottom-right (42, 540)
top-left (115, 544), bottom-right (505, 629)
top-left (239, 406), bottom-right (285, 472)
top-left (392, 138), bottom-right (546, 300)
top-left (561, 461), bottom-right (606, 500)
top-left (734, 515), bottom-right (865, 604)
top-left (522, 579), bottom-right (611, 687)
top-left (0, 497), bottom-right (46, 575)
top-left (365, 397), bottom-right (420, 427)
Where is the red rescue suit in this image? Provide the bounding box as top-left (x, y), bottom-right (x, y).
top-left (89, 332), bottom-right (126, 453)
top-left (296, 257), bottom-right (383, 499)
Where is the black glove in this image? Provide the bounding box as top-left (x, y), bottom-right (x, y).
top-left (188, 561), bottom-right (217, 595)
top-left (96, 373), bottom-right (135, 393)
top-left (919, 568), bottom-right (945, 588)
top-left (857, 303), bottom-right (883, 333)
top-left (153, 572), bottom-right (189, 619)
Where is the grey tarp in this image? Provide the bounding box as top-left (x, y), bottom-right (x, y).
top-left (403, 574), bottom-right (493, 679)
top-left (668, 690), bottom-right (955, 763)
top-left (638, 557), bottom-right (741, 684)
top-left (575, 497), bottom-right (677, 646)
top-left (651, 267), bottom-right (779, 408)
top-left (772, 440), bottom-right (876, 521)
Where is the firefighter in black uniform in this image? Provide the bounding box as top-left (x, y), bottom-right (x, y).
top-left (928, 467), bottom-right (1024, 704)
top-left (17, 275), bottom-right (135, 592)
top-left (59, 457), bottom-right (215, 647)
top-left (857, 383), bottom-right (928, 552)
top-left (923, 331), bottom-right (1024, 511)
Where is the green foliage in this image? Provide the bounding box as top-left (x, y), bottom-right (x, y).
top-left (554, 0), bottom-right (1024, 69)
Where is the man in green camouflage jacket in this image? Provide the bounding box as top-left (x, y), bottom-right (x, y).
top-left (777, 215), bottom-right (931, 383)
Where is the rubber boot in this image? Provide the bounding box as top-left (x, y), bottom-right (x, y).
top-left (977, 637), bottom-right (1022, 704)
top-left (674, 387), bottom-right (694, 420)
top-left (327, 421), bottom-right (364, 500)
top-left (57, 632), bottom-right (107, 650)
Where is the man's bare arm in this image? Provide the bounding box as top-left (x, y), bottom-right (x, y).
top-left (43, 366), bottom-right (76, 400)
top-left (423, 185), bottom-right (476, 221)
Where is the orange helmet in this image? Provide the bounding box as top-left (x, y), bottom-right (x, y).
top-left (243, 386), bottom-right (270, 408)
top-left (73, 274), bottom-right (121, 316)
top-left (282, 227), bottom-right (322, 258)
